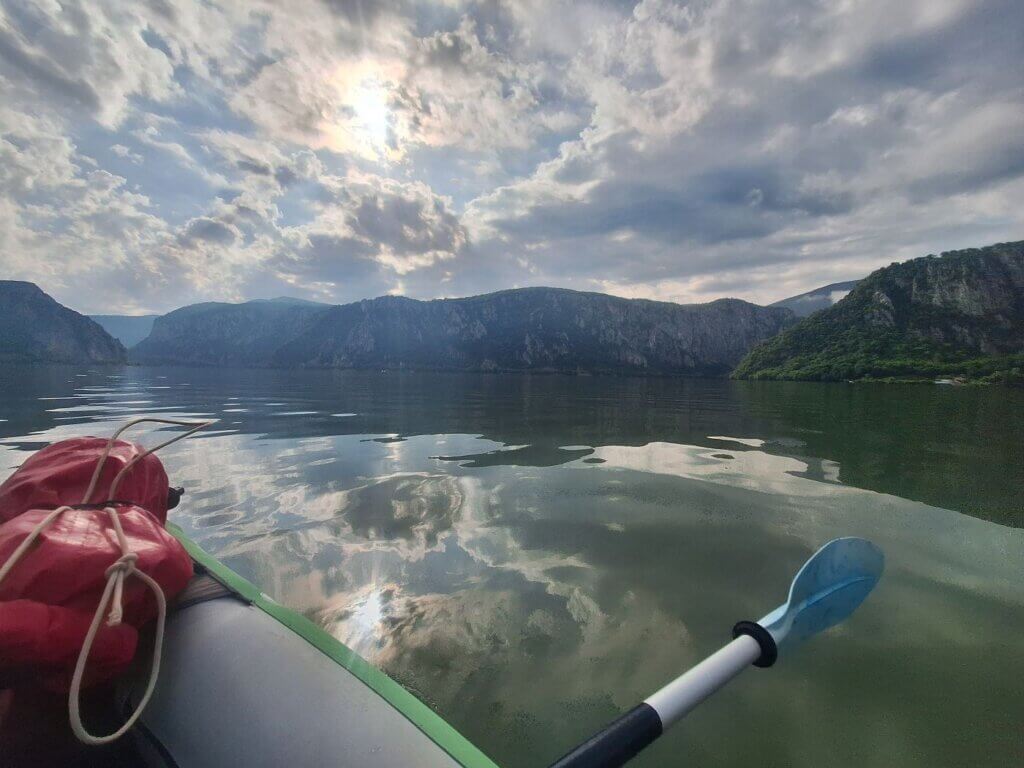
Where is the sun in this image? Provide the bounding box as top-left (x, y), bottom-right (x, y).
top-left (348, 79), bottom-right (391, 156)
top-left (350, 82), bottom-right (389, 151)
top-left (325, 63), bottom-right (402, 161)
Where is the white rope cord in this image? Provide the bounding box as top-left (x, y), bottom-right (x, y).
top-left (0, 505), bottom-right (74, 585)
top-left (0, 416), bottom-right (213, 744)
top-left (67, 505), bottom-right (167, 744)
top-left (83, 416), bottom-right (215, 505)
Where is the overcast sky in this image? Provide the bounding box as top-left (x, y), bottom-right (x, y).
top-left (1, 0), bottom-right (1021, 314)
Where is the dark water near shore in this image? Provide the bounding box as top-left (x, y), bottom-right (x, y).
top-left (1, 366), bottom-right (1022, 767)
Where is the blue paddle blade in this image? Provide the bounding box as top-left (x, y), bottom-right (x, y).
top-left (757, 537), bottom-right (884, 651)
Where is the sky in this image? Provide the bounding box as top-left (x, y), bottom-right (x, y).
top-left (1, 0), bottom-right (1022, 315)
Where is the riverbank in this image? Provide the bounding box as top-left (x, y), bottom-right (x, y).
top-left (733, 352), bottom-right (1024, 384)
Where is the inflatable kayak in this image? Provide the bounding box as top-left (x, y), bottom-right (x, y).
top-left (125, 524), bottom-right (498, 768)
top-left (0, 419), bottom-right (497, 768)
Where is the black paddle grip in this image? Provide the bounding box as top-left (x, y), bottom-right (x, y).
top-left (548, 702), bottom-right (663, 768)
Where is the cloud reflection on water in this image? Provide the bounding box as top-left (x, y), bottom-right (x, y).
top-left (0, 366), bottom-right (1022, 767)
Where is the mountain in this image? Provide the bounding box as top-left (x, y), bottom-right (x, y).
top-left (246, 296), bottom-right (329, 308)
top-left (132, 287), bottom-right (794, 375)
top-left (0, 281), bottom-right (127, 364)
top-left (733, 241), bottom-right (1024, 382)
top-left (132, 297), bottom-right (330, 366)
top-left (98, 298), bottom-right (328, 352)
top-left (273, 288), bottom-right (794, 375)
top-left (771, 280), bottom-right (859, 317)
top-left (90, 314), bottom-right (160, 348)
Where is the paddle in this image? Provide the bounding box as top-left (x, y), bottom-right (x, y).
top-left (548, 537), bottom-right (884, 768)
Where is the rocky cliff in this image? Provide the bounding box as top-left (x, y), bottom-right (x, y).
top-left (132, 288), bottom-right (794, 375)
top-left (0, 281), bottom-right (127, 364)
top-left (734, 241), bottom-right (1024, 381)
top-left (274, 288), bottom-right (794, 375)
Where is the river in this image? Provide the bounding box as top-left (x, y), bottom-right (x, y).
top-left (1, 365), bottom-right (1021, 767)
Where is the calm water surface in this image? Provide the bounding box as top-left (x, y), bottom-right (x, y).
top-left (1, 366), bottom-right (1022, 767)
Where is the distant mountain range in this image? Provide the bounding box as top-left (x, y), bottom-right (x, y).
top-left (0, 281), bottom-right (126, 364)
top-left (92, 282), bottom-right (857, 349)
top-left (90, 314), bottom-right (160, 347)
top-left (734, 241), bottom-right (1024, 382)
top-left (7, 239), bottom-right (1023, 380)
top-left (134, 289), bottom-right (794, 376)
top-left (771, 280), bottom-right (859, 317)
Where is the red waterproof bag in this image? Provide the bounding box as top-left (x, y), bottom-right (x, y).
top-left (0, 438), bottom-right (193, 691)
top-left (0, 438), bottom-right (171, 524)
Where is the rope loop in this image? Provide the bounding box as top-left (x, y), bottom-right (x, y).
top-left (104, 552), bottom-right (138, 578)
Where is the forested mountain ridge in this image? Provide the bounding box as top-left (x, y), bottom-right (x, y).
top-left (130, 287), bottom-right (795, 375)
top-left (272, 288), bottom-right (796, 375)
top-left (18, 237), bottom-right (1022, 384)
top-left (734, 241), bottom-right (1024, 382)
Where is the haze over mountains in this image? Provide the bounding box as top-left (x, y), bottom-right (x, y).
top-left (771, 281), bottom-right (859, 318)
top-left (89, 315), bottom-right (160, 348)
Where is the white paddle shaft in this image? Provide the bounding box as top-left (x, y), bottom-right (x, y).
top-left (550, 538), bottom-right (884, 768)
top-left (644, 634), bottom-right (761, 727)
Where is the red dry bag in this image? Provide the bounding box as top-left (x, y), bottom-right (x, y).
top-left (0, 437), bottom-right (193, 692)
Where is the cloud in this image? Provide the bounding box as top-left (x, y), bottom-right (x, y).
top-left (0, 0), bottom-right (1021, 313)
top-left (465, 0), bottom-right (1024, 303)
top-left (0, 0), bottom-right (185, 127)
top-left (269, 170), bottom-right (469, 300)
top-left (111, 143), bottom-right (143, 163)
top-left (390, 14), bottom-right (574, 152)
top-left (180, 216), bottom-right (236, 245)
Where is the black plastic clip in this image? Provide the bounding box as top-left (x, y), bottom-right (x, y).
top-left (732, 620), bottom-right (778, 668)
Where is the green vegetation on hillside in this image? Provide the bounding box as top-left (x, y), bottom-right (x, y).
top-left (733, 241), bottom-right (1024, 383)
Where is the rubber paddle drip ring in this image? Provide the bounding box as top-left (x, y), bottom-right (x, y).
top-left (732, 621), bottom-right (778, 667)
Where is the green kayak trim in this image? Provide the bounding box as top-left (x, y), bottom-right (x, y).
top-left (167, 523), bottom-right (500, 768)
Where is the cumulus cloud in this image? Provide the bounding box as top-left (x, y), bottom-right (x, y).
top-left (466, 0), bottom-right (1024, 303)
top-left (0, 0), bottom-right (1022, 312)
